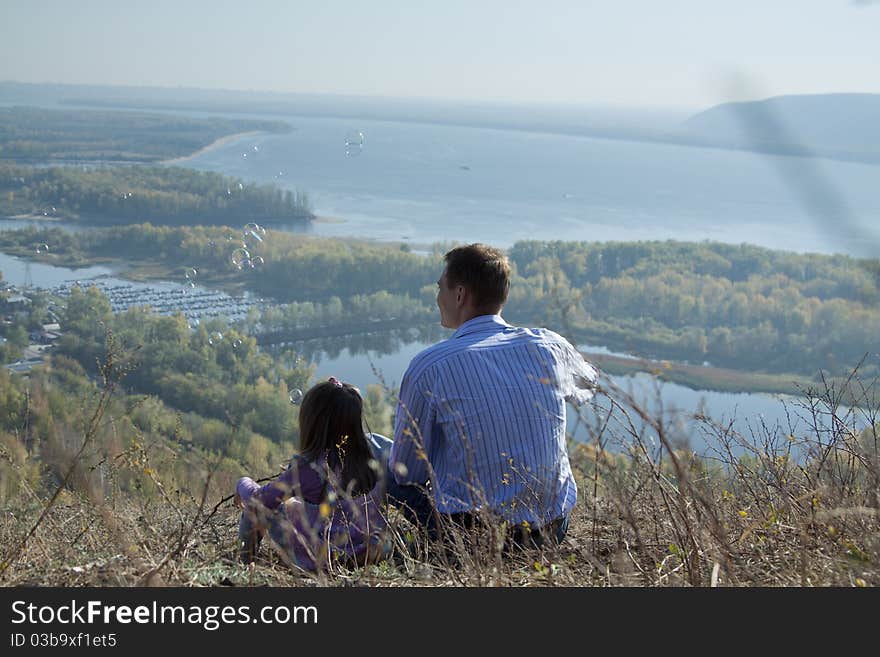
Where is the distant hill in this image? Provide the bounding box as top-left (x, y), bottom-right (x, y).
top-left (679, 93), bottom-right (880, 164)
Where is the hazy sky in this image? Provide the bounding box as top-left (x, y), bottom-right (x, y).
top-left (2, 0), bottom-right (879, 109)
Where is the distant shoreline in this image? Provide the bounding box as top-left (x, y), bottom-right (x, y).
top-left (160, 130), bottom-right (263, 165)
top-left (37, 95), bottom-right (880, 168)
top-left (582, 350), bottom-right (809, 397)
top-left (3, 213), bottom-right (65, 222)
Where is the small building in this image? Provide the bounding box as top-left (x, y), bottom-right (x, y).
top-left (40, 323), bottom-right (62, 342)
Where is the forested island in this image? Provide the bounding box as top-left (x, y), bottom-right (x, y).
top-left (0, 164), bottom-right (313, 225)
top-left (507, 240), bottom-right (879, 378)
top-left (0, 106), bottom-right (290, 163)
top-left (2, 225), bottom-right (877, 388)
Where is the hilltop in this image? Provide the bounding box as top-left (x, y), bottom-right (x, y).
top-left (679, 93), bottom-right (880, 164)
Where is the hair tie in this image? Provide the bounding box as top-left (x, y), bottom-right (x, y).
top-left (328, 376), bottom-right (343, 388)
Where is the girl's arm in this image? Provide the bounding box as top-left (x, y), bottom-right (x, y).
top-left (236, 455), bottom-right (326, 510)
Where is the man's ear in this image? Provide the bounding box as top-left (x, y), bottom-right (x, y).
top-left (455, 285), bottom-right (465, 305)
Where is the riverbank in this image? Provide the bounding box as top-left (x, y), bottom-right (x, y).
top-left (160, 130), bottom-right (263, 165)
top-left (584, 350), bottom-right (813, 396)
top-left (4, 213), bottom-right (67, 222)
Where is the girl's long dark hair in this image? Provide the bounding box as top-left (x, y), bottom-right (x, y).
top-left (298, 379), bottom-right (377, 497)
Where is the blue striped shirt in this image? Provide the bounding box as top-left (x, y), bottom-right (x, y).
top-left (390, 314), bottom-right (598, 525)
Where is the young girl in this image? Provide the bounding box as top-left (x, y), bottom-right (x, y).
top-left (235, 377), bottom-right (392, 571)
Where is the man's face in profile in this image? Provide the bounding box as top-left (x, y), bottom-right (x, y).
top-left (436, 268), bottom-right (458, 329)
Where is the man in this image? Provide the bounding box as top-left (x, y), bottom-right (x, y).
top-left (388, 243), bottom-right (598, 547)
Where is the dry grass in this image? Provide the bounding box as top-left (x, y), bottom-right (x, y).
top-left (1, 362), bottom-right (877, 588)
top-left (1, 475), bottom-right (875, 587)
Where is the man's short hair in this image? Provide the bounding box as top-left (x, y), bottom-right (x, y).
top-left (444, 243), bottom-right (511, 310)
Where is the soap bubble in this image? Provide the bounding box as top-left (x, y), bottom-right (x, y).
top-left (243, 222), bottom-right (266, 243)
top-left (232, 338), bottom-right (242, 349)
top-left (238, 183), bottom-right (244, 191)
top-left (289, 389), bottom-right (303, 405)
top-left (184, 267), bottom-right (197, 280)
top-left (231, 248), bottom-right (251, 268)
top-left (250, 256), bottom-right (265, 268)
top-left (344, 130), bottom-right (365, 156)
top-left (253, 145), bottom-right (259, 152)
top-left (345, 130), bottom-right (365, 147)
top-left (208, 331), bottom-right (223, 346)
top-left (34, 243), bottom-right (50, 254)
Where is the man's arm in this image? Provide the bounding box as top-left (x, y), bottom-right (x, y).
top-left (562, 340), bottom-right (599, 406)
top-left (389, 368), bottom-right (434, 485)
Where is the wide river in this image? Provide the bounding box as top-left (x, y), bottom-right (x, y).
top-left (181, 112), bottom-right (880, 256)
